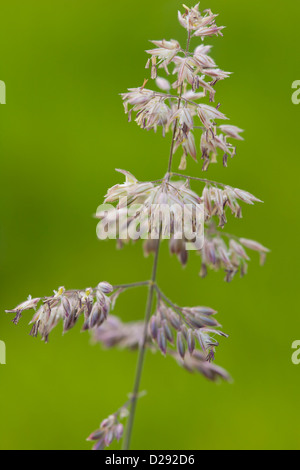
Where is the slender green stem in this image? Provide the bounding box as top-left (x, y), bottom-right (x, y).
top-left (154, 285), bottom-right (181, 312)
top-left (122, 239), bottom-right (161, 450)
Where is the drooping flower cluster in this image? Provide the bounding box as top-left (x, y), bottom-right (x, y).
top-left (97, 168), bottom-right (268, 279)
top-left (93, 315), bottom-right (147, 350)
top-left (94, 315), bottom-right (230, 382)
top-left (177, 350), bottom-right (230, 381)
top-left (199, 228), bottom-right (270, 281)
top-left (121, 3), bottom-right (242, 171)
top-left (94, 293), bottom-right (227, 366)
top-left (149, 297), bottom-right (227, 362)
top-left (178, 3), bottom-right (224, 38)
top-left (93, 302), bottom-right (230, 382)
top-left (87, 407), bottom-right (128, 451)
top-left (5, 282), bottom-right (114, 342)
top-left (97, 169), bottom-right (205, 244)
top-left (100, 169), bottom-right (262, 231)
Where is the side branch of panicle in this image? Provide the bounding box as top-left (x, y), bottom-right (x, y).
top-left (5, 282), bottom-right (122, 341)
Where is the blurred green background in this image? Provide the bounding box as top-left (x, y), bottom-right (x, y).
top-left (0, 0), bottom-right (299, 450)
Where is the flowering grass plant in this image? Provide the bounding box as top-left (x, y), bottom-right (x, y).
top-left (6, 3), bottom-right (268, 450)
